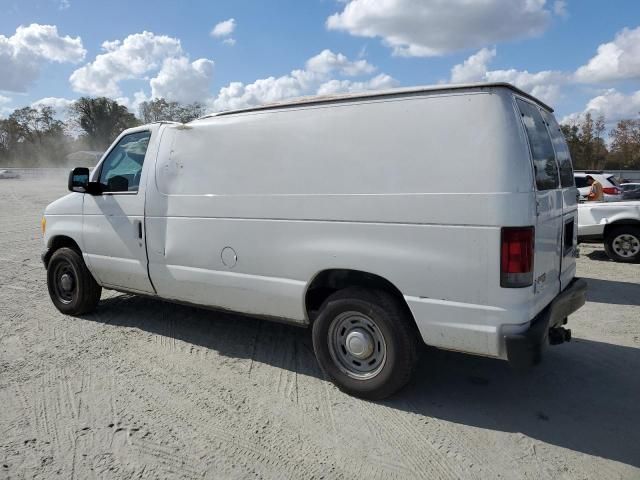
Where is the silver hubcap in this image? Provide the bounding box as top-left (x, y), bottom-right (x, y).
top-left (345, 329), bottom-right (374, 359)
top-left (328, 311), bottom-right (387, 380)
top-left (60, 273), bottom-right (73, 292)
top-left (612, 234), bottom-right (640, 258)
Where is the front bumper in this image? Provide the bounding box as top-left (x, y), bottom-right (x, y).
top-left (505, 277), bottom-right (587, 369)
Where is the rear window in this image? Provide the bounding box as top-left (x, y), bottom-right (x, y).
top-left (516, 98), bottom-right (559, 190)
top-left (541, 110), bottom-right (574, 188)
top-left (575, 176), bottom-right (588, 188)
top-left (606, 175), bottom-right (618, 186)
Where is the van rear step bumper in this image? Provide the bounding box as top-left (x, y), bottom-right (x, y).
top-left (506, 278), bottom-right (587, 369)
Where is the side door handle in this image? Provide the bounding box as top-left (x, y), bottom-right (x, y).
top-left (134, 219), bottom-right (142, 239)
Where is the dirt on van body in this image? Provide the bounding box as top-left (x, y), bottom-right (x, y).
top-left (1, 176), bottom-right (639, 479)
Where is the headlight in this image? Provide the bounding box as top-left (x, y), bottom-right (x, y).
top-left (41, 216), bottom-right (46, 235)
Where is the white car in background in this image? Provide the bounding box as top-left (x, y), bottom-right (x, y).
top-left (574, 172), bottom-right (622, 202)
top-left (578, 201), bottom-right (640, 262)
top-left (0, 169), bottom-right (20, 179)
top-left (620, 183), bottom-right (640, 201)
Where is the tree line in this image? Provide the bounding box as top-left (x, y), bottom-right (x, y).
top-left (0, 98), bottom-right (205, 167)
top-left (1, 96), bottom-right (639, 169)
top-left (561, 112), bottom-right (640, 171)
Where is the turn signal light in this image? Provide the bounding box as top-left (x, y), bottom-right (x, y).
top-left (501, 227), bottom-right (534, 288)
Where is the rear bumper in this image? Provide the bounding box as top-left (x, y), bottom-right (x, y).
top-left (505, 277), bottom-right (587, 369)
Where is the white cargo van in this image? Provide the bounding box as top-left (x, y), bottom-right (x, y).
top-left (42, 83), bottom-right (586, 399)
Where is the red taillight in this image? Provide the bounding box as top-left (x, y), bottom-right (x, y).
top-left (501, 227), bottom-right (534, 288)
top-left (603, 187), bottom-right (620, 195)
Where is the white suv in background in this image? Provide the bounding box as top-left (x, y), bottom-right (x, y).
top-left (574, 172), bottom-right (622, 202)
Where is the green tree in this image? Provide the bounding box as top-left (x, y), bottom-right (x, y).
top-left (0, 106), bottom-right (70, 166)
top-left (609, 117), bottom-right (640, 169)
top-left (69, 97), bottom-right (139, 150)
top-left (139, 98), bottom-right (206, 124)
top-left (561, 113), bottom-right (608, 170)
top-left (560, 123), bottom-right (581, 166)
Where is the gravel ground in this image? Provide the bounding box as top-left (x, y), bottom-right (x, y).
top-left (1, 176), bottom-right (639, 479)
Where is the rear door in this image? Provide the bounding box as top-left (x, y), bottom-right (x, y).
top-left (515, 98), bottom-right (562, 309)
top-left (541, 110), bottom-right (578, 290)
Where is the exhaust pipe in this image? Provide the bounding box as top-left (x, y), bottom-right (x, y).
top-left (549, 327), bottom-right (572, 345)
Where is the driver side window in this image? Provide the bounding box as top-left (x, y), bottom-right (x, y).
top-left (98, 131), bottom-right (151, 193)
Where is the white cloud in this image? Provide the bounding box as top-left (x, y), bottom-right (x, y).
top-left (0, 23), bottom-right (85, 92)
top-left (211, 19), bottom-right (236, 38)
top-left (30, 96), bottom-right (74, 117)
top-left (222, 38), bottom-right (236, 46)
top-left (574, 26), bottom-right (640, 83)
top-left (450, 47), bottom-right (496, 83)
top-left (327, 0), bottom-right (555, 57)
top-left (561, 89), bottom-right (640, 125)
top-left (211, 71), bottom-right (316, 112)
top-left (210, 49), bottom-right (395, 112)
top-left (116, 90), bottom-right (149, 114)
top-left (553, 0), bottom-right (568, 17)
top-left (69, 31), bottom-right (184, 97)
top-left (0, 95), bottom-right (11, 117)
top-left (485, 70), bottom-right (565, 105)
top-left (150, 57), bottom-right (215, 104)
top-left (305, 49), bottom-right (375, 76)
top-left (317, 74), bottom-right (398, 95)
top-left (449, 47), bottom-right (566, 105)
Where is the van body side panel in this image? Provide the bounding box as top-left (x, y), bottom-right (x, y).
top-left (145, 88), bottom-right (537, 357)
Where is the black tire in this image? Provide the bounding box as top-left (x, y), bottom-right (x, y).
top-left (47, 247), bottom-right (102, 315)
top-left (312, 287), bottom-right (419, 400)
top-left (603, 226), bottom-right (640, 263)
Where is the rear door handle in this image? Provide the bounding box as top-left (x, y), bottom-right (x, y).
top-left (135, 220), bottom-right (142, 238)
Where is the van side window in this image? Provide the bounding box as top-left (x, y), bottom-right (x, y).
top-left (515, 98), bottom-right (559, 191)
top-left (98, 131), bottom-right (151, 193)
top-left (541, 110), bottom-right (575, 188)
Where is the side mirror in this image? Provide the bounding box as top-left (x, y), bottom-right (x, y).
top-left (68, 167), bottom-right (89, 193)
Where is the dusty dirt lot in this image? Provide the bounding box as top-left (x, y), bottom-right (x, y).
top-left (1, 175), bottom-right (639, 479)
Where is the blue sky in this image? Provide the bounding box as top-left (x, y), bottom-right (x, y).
top-left (1, 0), bottom-right (639, 125)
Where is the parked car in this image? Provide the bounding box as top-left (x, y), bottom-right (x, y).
top-left (574, 172), bottom-right (622, 201)
top-left (41, 82), bottom-right (586, 399)
top-left (578, 201), bottom-right (640, 262)
top-left (620, 183), bottom-right (640, 200)
top-left (0, 169), bottom-right (20, 179)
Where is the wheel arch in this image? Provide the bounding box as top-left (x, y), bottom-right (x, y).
top-left (304, 268), bottom-right (416, 326)
top-left (603, 219), bottom-right (640, 238)
top-left (43, 235), bottom-right (82, 268)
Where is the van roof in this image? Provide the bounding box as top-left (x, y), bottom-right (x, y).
top-left (197, 82), bottom-right (552, 121)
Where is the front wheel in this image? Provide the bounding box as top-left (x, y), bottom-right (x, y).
top-left (604, 226), bottom-right (640, 263)
top-left (47, 247), bottom-right (102, 315)
top-left (312, 287), bottom-right (419, 400)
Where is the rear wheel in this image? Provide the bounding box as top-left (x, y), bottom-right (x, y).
top-left (47, 247), bottom-right (102, 315)
top-left (604, 226), bottom-right (640, 263)
top-left (312, 287), bottom-right (419, 400)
